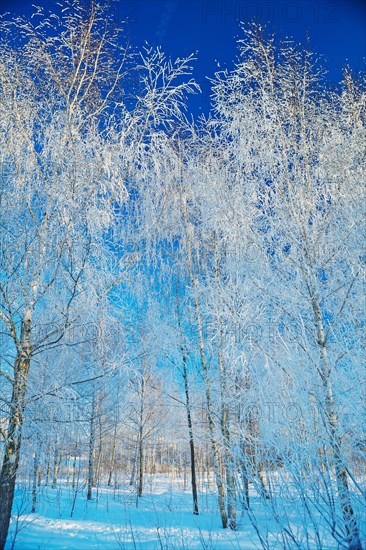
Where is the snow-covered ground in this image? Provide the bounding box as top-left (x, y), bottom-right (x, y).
top-left (6, 476), bottom-right (365, 549)
top-left (7, 477), bottom-right (249, 549)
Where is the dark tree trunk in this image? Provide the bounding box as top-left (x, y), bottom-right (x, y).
top-left (108, 381), bottom-right (120, 487)
top-left (31, 444), bottom-right (40, 513)
top-left (0, 340), bottom-right (31, 550)
top-left (176, 287), bottom-right (199, 516)
top-left (87, 393), bottom-right (97, 501)
top-left (137, 375), bottom-right (145, 498)
top-left (182, 354), bottom-right (199, 515)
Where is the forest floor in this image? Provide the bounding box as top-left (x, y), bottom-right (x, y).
top-left (6, 475), bottom-right (366, 549)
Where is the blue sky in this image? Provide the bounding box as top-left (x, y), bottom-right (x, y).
top-left (1, 0), bottom-right (365, 115)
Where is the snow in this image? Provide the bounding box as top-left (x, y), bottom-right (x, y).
top-left (7, 475), bottom-right (363, 549)
top-left (7, 477), bottom-right (253, 549)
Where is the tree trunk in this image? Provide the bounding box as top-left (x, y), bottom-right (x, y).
top-left (45, 454), bottom-right (51, 486)
top-left (108, 427), bottom-right (117, 487)
top-left (217, 317), bottom-right (236, 530)
top-left (0, 312), bottom-right (32, 550)
top-left (72, 453), bottom-right (77, 490)
top-left (52, 448), bottom-right (61, 489)
top-left (137, 375), bottom-right (145, 498)
top-left (87, 393), bottom-right (97, 501)
top-left (235, 374), bottom-right (250, 507)
top-left (176, 287), bottom-right (199, 515)
top-left (180, 191), bottom-right (228, 528)
top-left (311, 295), bottom-right (362, 550)
top-left (138, 435), bottom-right (144, 498)
top-left (38, 466), bottom-right (43, 488)
top-left (94, 415), bottom-right (103, 492)
top-left (66, 454), bottom-right (71, 486)
top-left (31, 444), bottom-right (40, 513)
top-left (202, 362), bottom-right (228, 528)
top-left (183, 356), bottom-right (199, 515)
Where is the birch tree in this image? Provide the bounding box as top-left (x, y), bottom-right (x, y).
top-left (0, 2), bottom-right (198, 546)
top-left (212, 24), bottom-right (365, 549)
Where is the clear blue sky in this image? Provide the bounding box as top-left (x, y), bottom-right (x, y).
top-left (1, 0), bottom-right (365, 115)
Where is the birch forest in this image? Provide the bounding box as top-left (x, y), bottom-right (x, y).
top-left (0, 1), bottom-right (365, 549)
